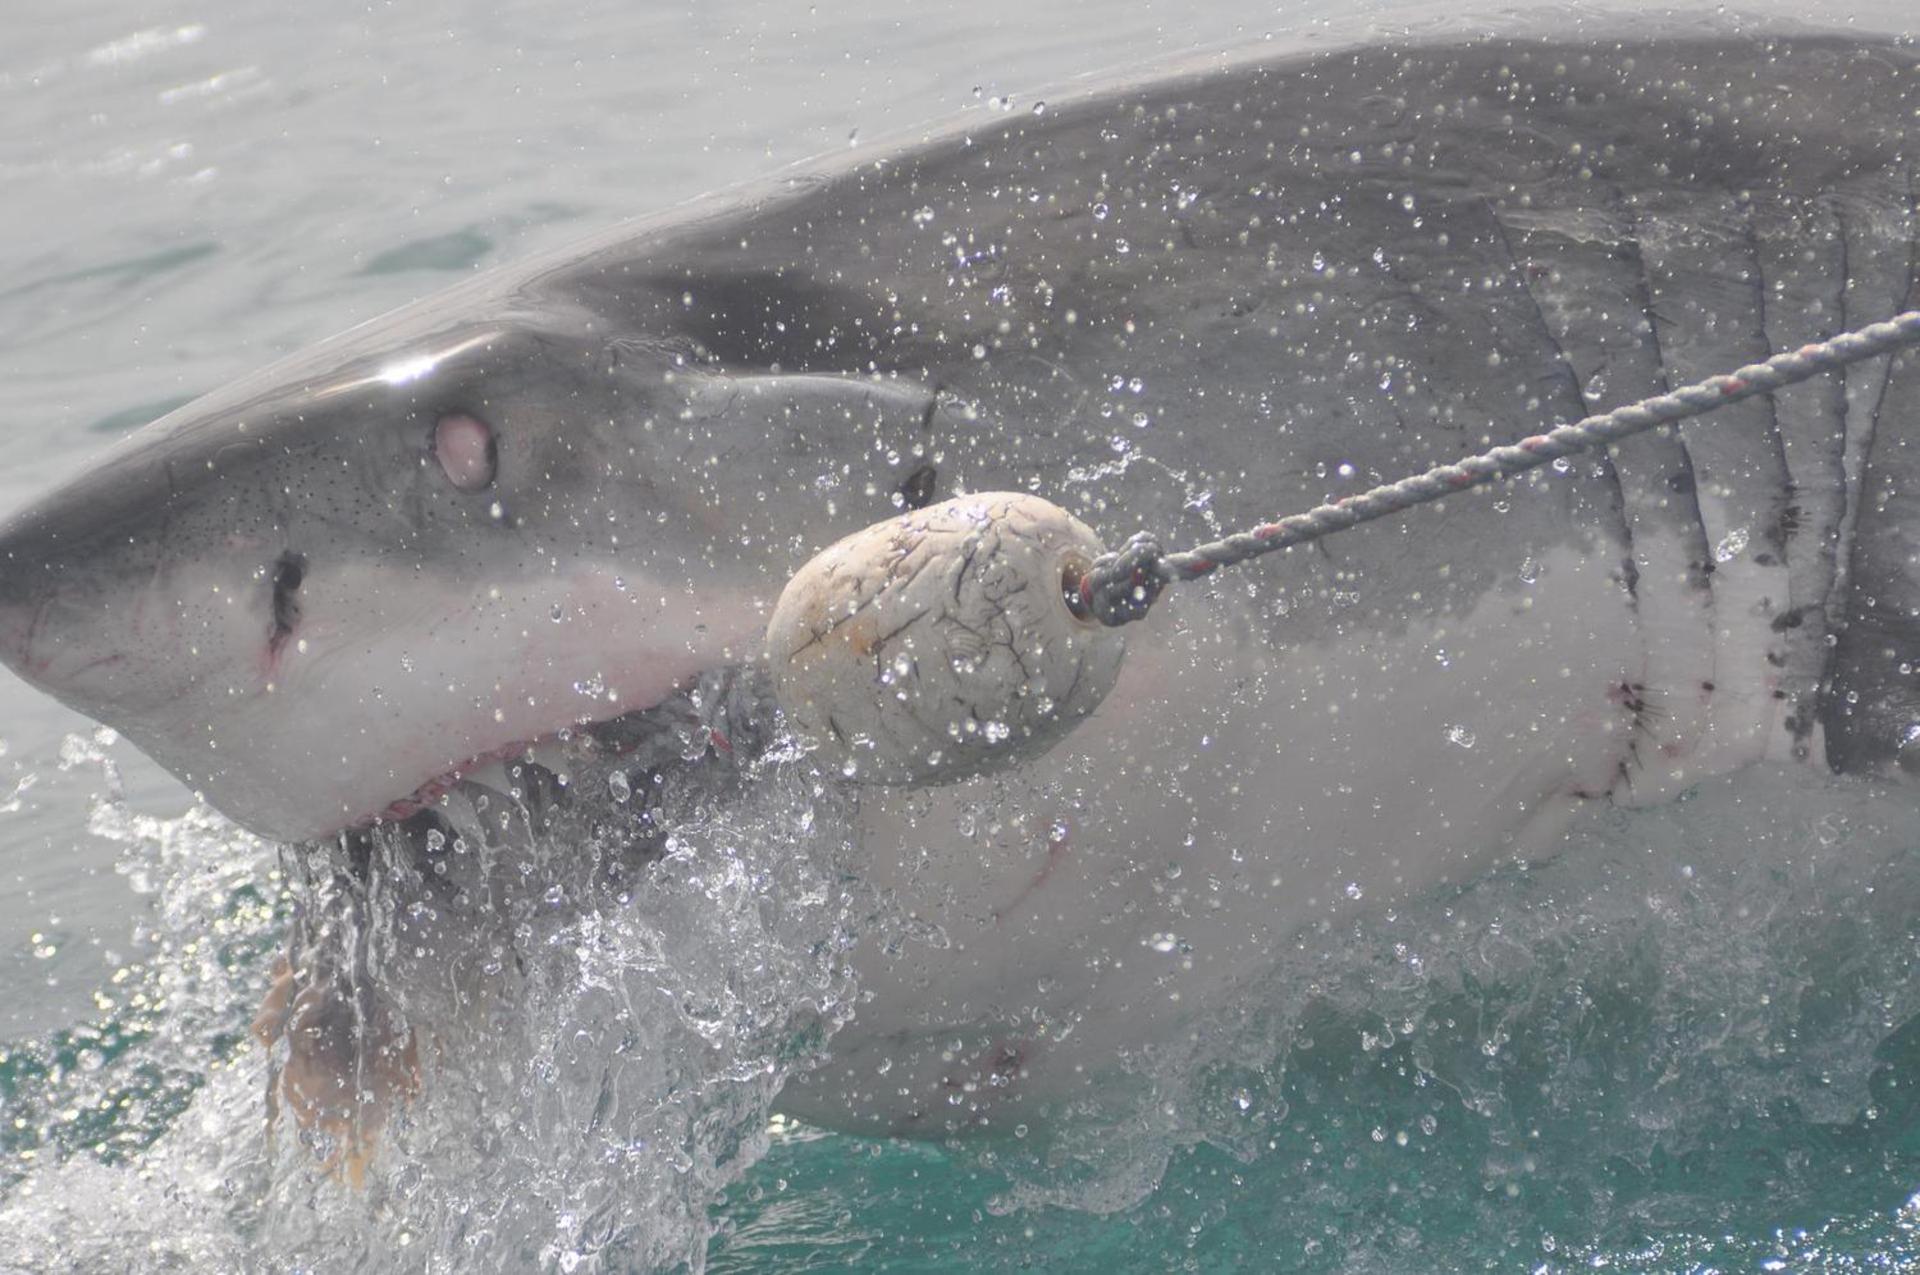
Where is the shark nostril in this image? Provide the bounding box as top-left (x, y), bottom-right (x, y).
top-left (274, 554), bottom-right (305, 595)
top-left (270, 552), bottom-right (306, 650)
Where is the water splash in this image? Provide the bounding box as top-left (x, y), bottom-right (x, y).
top-left (0, 692), bottom-right (868, 1272)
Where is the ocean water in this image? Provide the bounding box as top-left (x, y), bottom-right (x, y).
top-left (4, 1), bottom-right (1920, 1270)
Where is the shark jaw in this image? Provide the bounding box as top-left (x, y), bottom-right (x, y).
top-left (5, 546), bottom-right (767, 845)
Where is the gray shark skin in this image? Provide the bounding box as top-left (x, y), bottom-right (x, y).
top-left (0, 30), bottom-right (1916, 1130)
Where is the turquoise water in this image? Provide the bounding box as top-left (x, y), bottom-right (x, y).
top-left (5, 1), bottom-right (1920, 1270)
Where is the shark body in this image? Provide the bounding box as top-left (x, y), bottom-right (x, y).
top-left (0, 30), bottom-right (1916, 1130)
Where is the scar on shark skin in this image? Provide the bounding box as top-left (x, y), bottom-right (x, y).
top-left (992, 817), bottom-right (1074, 926)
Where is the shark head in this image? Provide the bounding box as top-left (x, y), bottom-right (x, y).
top-left (0, 275), bottom-right (951, 842)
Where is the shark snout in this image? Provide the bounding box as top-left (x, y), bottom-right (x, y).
top-left (0, 567), bottom-right (101, 696)
top-left (0, 491), bottom-right (180, 716)
top-left (0, 605), bottom-right (37, 682)
top-left (0, 533), bottom-right (54, 681)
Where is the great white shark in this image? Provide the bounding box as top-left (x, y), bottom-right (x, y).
top-left (0, 27), bottom-right (1916, 1136)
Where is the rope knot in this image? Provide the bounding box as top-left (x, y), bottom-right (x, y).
top-left (1072, 531), bottom-right (1169, 627)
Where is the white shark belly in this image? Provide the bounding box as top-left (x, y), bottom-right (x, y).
top-left (780, 536), bottom-right (1676, 1127)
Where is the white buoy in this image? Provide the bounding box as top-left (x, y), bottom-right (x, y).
top-left (767, 492), bottom-right (1127, 784)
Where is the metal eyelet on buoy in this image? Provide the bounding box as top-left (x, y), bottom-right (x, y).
top-left (766, 492), bottom-right (1128, 785)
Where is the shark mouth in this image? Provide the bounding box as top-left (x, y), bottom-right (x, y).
top-left (360, 666), bottom-right (780, 838)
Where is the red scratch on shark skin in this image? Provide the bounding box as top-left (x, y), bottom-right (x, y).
top-left (992, 819), bottom-right (1072, 926)
top-left (261, 630), bottom-right (290, 682)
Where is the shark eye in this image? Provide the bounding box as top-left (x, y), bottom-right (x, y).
top-left (433, 413), bottom-right (497, 491)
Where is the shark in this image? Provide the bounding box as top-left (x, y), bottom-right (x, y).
top-left (0, 27), bottom-right (1915, 1137)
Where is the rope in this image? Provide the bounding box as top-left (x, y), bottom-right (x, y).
top-left (1072, 309), bottom-right (1920, 627)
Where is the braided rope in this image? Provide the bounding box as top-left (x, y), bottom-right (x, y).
top-left (1075, 309), bottom-right (1920, 627)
